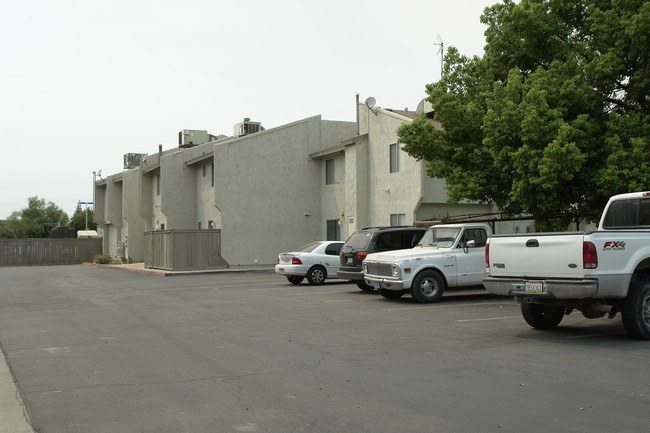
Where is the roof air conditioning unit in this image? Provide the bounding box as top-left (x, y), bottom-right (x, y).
top-left (234, 118), bottom-right (263, 137)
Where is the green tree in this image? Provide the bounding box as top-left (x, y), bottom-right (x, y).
top-left (399, 0), bottom-right (650, 227)
top-left (70, 203), bottom-right (97, 231)
top-left (1, 197), bottom-right (69, 238)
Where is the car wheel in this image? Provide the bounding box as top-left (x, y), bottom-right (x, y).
top-left (356, 282), bottom-right (374, 292)
top-left (621, 281), bottom-right (650, 340)
top-left (307, 266), bottom-right (326, 285)
top-left (286, 276), bottom-right (304, 285)
top-left (520, 302), bottom-right (564, 329)
top-left (410, 270), bottom-right (445, 303)
top-left (378, 289), bottom-right (404, 299)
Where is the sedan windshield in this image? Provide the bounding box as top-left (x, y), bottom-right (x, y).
top-left (417, 227), bottom-right (460, 248)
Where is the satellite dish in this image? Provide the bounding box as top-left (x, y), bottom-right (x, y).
top-left (365, 96), bottom-right (376, 109)
top-left (435, 34), bottom-right (444, 55)
top-left (434, 34), bottom-right (444, 79)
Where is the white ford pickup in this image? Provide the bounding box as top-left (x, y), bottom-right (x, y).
top-left (362, 223), bottom-right (491, 303)
top-left (483, 191), bottom-right (650, 339)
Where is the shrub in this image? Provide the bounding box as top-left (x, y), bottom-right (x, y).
top-left (93, 254), bottom-right (113, 264)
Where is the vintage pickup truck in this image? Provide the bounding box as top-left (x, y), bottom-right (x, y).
top-left (362, 223), bottom-right (491, 303)
top-left (483, 191), bottom-right (650, 339)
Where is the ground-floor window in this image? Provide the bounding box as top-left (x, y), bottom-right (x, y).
top-left (390, 213), bottom-right (406, 226)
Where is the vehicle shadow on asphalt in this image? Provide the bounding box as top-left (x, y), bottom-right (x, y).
top-left (513, 320), bottom-right (646, 348)
top-left (346, 287), bottom-right (503, 305)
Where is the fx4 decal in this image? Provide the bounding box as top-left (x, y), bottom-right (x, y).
top-left (603, 241), bottom-right (626, 251)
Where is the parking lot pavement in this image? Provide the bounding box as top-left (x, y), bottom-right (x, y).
top-left (1, 265), bottom-right (649, 433)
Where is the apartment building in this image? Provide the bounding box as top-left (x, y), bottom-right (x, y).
top-left (94, 99), bottom-right (497, 266)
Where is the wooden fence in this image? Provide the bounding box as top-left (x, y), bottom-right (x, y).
top-left (0, 238), bottom-right (103, 266)
top-left (144, 230), bottom-right (228, 271)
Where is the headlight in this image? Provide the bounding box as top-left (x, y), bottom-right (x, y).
top-left (363, 263), bottom-right (368, 273)
top-left (391, 264), bottom-right (400, 278)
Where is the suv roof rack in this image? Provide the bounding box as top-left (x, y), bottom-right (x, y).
top-left (360, 225), bottom-right (422, 231)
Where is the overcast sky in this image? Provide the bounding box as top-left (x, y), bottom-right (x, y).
top-left (0, 0), bottom-right (496, 220)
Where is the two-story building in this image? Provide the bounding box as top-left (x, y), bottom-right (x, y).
top-left (94, 97), bottom-right (497, 266)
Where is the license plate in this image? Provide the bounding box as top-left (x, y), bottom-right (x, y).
top-left (524, 280), bottom-right (544, 293)
top-left (347, 257), bottom-right (353, 264)
top-left (373, 282), bottom-right (381, 289)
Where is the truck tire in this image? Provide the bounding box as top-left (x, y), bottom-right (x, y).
top-left (521, 302), bottom-right (564, 329)
top-left (306, 266), bottom-right (326, 285)
top-left (378, 289), bottom-right (404, 299)
top-left (410, 270), bottom-right (445, 303)
top-left (357, 282), bottom-right (374, 292)
top-left (621, 281), bottom-right (650, 340)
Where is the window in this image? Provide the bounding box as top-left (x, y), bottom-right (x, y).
top-left (326, 219), bottom-right (341, 240)
top-left (459, 228), bottom-right (488, 248)
top-left (198, 221), bottom-right (202, 229)
top-left (156, 174), bottom-right (161, 196)
top-left (211, 163), bottom-right (214, 187)
top-left (326, 158), bottom-right (343, 185)
top-left (202, 165), bottom-right (206, 177)
top-left (390, 143), bottom-right (405, 173)
top-left (390, 213), bottom-right (406, 226)
top-left (325, 243), bottom-right (343, 255)
top-left (603, 198), bottom-right (650, 228)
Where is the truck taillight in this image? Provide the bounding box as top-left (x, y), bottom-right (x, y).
top-left (583, 242), bottom-right (598, 269)
top-left (485, 242), bottom-right (490, 269)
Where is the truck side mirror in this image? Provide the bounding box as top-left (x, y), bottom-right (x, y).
top-left (464, 239), bottom-right (476, 253)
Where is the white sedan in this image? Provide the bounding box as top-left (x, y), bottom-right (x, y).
top-left (275, 241), bottom-right (344, 285)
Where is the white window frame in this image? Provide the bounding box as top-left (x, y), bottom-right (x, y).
top-left (390, 213), bottom-right (406, 226)
top-left (390, 143), bottom-right (405, 173)
top-left (326, 158), bottom-right (343, 185)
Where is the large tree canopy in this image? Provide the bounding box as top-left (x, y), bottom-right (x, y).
top-left (399, 0), bottom-right (649, 225)
top-left (0, 196), bottom-right (69, 238)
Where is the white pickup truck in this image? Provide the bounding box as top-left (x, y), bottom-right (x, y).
top-left (483, 191), bottom-right (650, 339)
top-left (363, 223), bottom-right (491, 303)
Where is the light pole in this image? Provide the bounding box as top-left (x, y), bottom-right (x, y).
top-left (78, 201), bottom-right (93, 230)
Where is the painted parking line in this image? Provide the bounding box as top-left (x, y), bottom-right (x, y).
top-left (456, 316), bottom-right (521, 322)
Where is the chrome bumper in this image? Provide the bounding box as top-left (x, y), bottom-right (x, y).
top-left (364, 276), bottom-right (406, 291)
top-left (483, 277), bottom-right (598, 299)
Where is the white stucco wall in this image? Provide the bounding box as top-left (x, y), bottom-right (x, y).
top-left (215, 116), bottom-right (356, 265)
top-left (121, 168), bottom-right (145, 261)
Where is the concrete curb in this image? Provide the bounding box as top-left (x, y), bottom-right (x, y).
top-left (83, 262), bottom-right (275, 277)
top-left (0, 345), bottom-right (34, 433)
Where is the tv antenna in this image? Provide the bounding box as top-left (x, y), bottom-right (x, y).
top-left (434, 34), bottom-right (444, 79)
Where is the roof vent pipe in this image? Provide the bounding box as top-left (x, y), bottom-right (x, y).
top-left (355, 93), bottom-right (360, 136)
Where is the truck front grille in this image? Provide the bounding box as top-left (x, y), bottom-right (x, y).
top-left (366, 263), bottom-right (393, 277)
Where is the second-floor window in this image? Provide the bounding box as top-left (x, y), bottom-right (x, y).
top-left (326, 158), bottom-right (343, 185)
top-left (390, 143), bottom-right (405, 173)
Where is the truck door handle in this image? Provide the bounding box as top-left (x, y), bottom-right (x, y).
top-left (526, 239), bottom-right (539, 247)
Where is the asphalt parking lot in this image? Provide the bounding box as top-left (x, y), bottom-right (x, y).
top-left (1, 265), bottom-right (649, 433)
